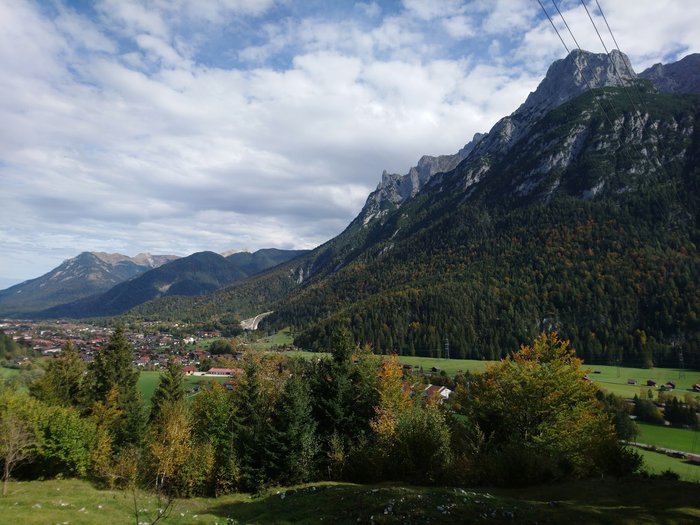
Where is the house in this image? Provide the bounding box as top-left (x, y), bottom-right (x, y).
top-left (664, 381), bottom-right (676, 390)
top-left (182, 365), bottom-right (197, 375)
top-left (627, 378), bottom-right (637, 385)
top-left (646, 380), bottom-right (657, 387)
top-left (206, 367), bottom-right (243, 376)
top-left (422, 384), bottom-right (452, 403)
top-left (207, 367), bottom-right (234, 376)
top-left (693, 384), bottom-right (700, 393)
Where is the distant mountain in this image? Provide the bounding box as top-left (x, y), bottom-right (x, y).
top-left (130, 50), bottom-right (700, 369)
top-left (0, 252), bottom-right (178, 316)
top-left (226, 249), bottom-right (309, 275)
top-left (639, 53), bottom-right (700, 94)
top-left (34, 248), bottom-right (307, 319)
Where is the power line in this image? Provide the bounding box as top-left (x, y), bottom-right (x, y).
top-left (592, 0), bottom-right (651, 115)
top-left (543, 0), bottom-right (642, 171)
top-left (546, 1), bottom-right (621, 130)
top-left (536, 0), bottom-right (570, 53)
top-left (595, 0), bottom-right (622, 57)
top-left (550, 0), bottom-right (583, 51)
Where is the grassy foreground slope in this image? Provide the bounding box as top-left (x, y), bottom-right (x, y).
top-left (1, 478), bottom-right (699, 525)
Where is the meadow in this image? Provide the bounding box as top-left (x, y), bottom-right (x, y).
top-left (137, 371), bottom-right (228, 405)
top-left (1, 477), bottom-right (698, 525)
top-left (636, 422), bottom-right (700, 453)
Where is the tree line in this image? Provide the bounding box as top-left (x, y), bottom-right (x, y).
top-left (1, 326), bottom-right (648, 499)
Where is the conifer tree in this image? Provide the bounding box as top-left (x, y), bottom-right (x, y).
top-left (191, 382), bottom-right (238, 496)
top-left (83, 325), bottom-right (145, 449)
top-left (234, 357), bottom-right (272, 492)
top-left (30, 340), bottom-right (85, 408)
top-left (268, 362), bottom-right (318, 484)
top-left (149, 357), bottom-right (185, 422)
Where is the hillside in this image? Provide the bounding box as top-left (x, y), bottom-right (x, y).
top-left (1, 478), bottom-right (698, 525)
top-left (125, 50), bottom-right (700, 368)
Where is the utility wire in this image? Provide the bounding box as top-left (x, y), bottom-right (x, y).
top-left (550, 0), bottom-right (583, 51)
top-left (550, 0), bottom-right (645, 171)
top-left (536, 0), bottom-right (570, 53)
top-left (595, 0), bottom-right (621, 56)
top-left (580, 0), bottom-right (643, 119)
top-left (593, 0), bottom-right (651, 114)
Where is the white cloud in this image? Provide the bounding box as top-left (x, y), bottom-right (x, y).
top-left (1, 0), bottom-right (698, 285)
top-left (443, 15), bottom-right (476, 39)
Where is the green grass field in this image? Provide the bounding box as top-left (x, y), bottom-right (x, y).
top-left (137, 371), bottom-right (228, 405)
top-left (636, 448), bottom-right (700, 483)
top-left (579, 363), bottom-right (700, 400)
top-left (636, 422), bottom-right (700, 452)
top-left (1, 477), bottom-right (698, 524)
top-left (251, 327), bottom-right (295, 349)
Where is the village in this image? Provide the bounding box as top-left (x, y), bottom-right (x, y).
top-left (0, 319), bottom-right (239, 373)
top-left (0, 319), bottom-right (457, 403)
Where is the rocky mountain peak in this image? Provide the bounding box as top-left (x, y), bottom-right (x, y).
top-left (421, 49), bottom-right (644, 195)
top-left (515, 49), bottom-right (636, 122)
top-left (357, 133), bottom-right (485, 226)
top-left (639, 53), bottom-right (700, 94)
top-left (357, 50), bottom-right (640, 227)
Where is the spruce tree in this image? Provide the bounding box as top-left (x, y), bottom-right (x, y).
top-left (83, 325), bottom-right (145, 448)
top-left (150, 357), bottom-right (185, 422)
top-left (268, 362), bottom-right (318, 484)
top-left (234, 357), bottom-right (272, 492)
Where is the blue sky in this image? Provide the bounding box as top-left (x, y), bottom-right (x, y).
top-left (1, 0), bottom-right (699, 288)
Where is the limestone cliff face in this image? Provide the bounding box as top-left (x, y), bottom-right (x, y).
top-left (356, 133), bottom-right (485, 226)
top-left (359, 50), bottom-right (641, 226)
top-left (639, 53), bottom-right (700, 95)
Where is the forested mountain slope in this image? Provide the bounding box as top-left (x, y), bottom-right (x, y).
top-left (128, 51), bottom-right (700, 368)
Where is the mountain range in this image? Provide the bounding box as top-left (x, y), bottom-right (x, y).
top-left (3, 49), bottom-right (698, 369)
top-left (128, 49), bottom-right (700, 368)
top-left (0, 249), bottom-right (306, 318)
top-left (0, 252), bottom-right (178, 316)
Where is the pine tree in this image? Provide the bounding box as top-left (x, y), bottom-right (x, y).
top-left (83, 325), bottom-right (145, 449)
top-left (268, 362), bottom-right (318, 485)
top-left (234, 357), bottom-right (273, 492)
top-left (149, 357), bottom-right (185, 422)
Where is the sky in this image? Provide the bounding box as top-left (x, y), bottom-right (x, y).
top-left (1, 0), bottom-right (699, 289)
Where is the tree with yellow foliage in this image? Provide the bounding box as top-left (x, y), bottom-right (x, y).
top-left (464, 333), bottom-right (638, 484)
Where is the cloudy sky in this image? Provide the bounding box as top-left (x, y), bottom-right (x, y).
top-left (1, 0), bottom-right (699, 288)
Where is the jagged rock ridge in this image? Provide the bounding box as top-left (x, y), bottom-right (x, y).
top-left (639, 53), bottom-right (700, 94)
top-left (359, 50), bottom-right (639, 226)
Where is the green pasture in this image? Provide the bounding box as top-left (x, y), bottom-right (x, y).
top-left (278, 351), bottom-right (491, 376)
top-left (2, 477), bottom-right (699, 525)
top-left (636, 448), bottom-right (700, 483)
top-left (579, 363), bottom-right (699, 399)
top-left (636, 422), bottom-right (700, 452)
top-left (396, 355), bottom-right (491, 376)
top-left (251, 327), bottom-right (295, 349)
top-left (137, 371), bottom-right (228, 405)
